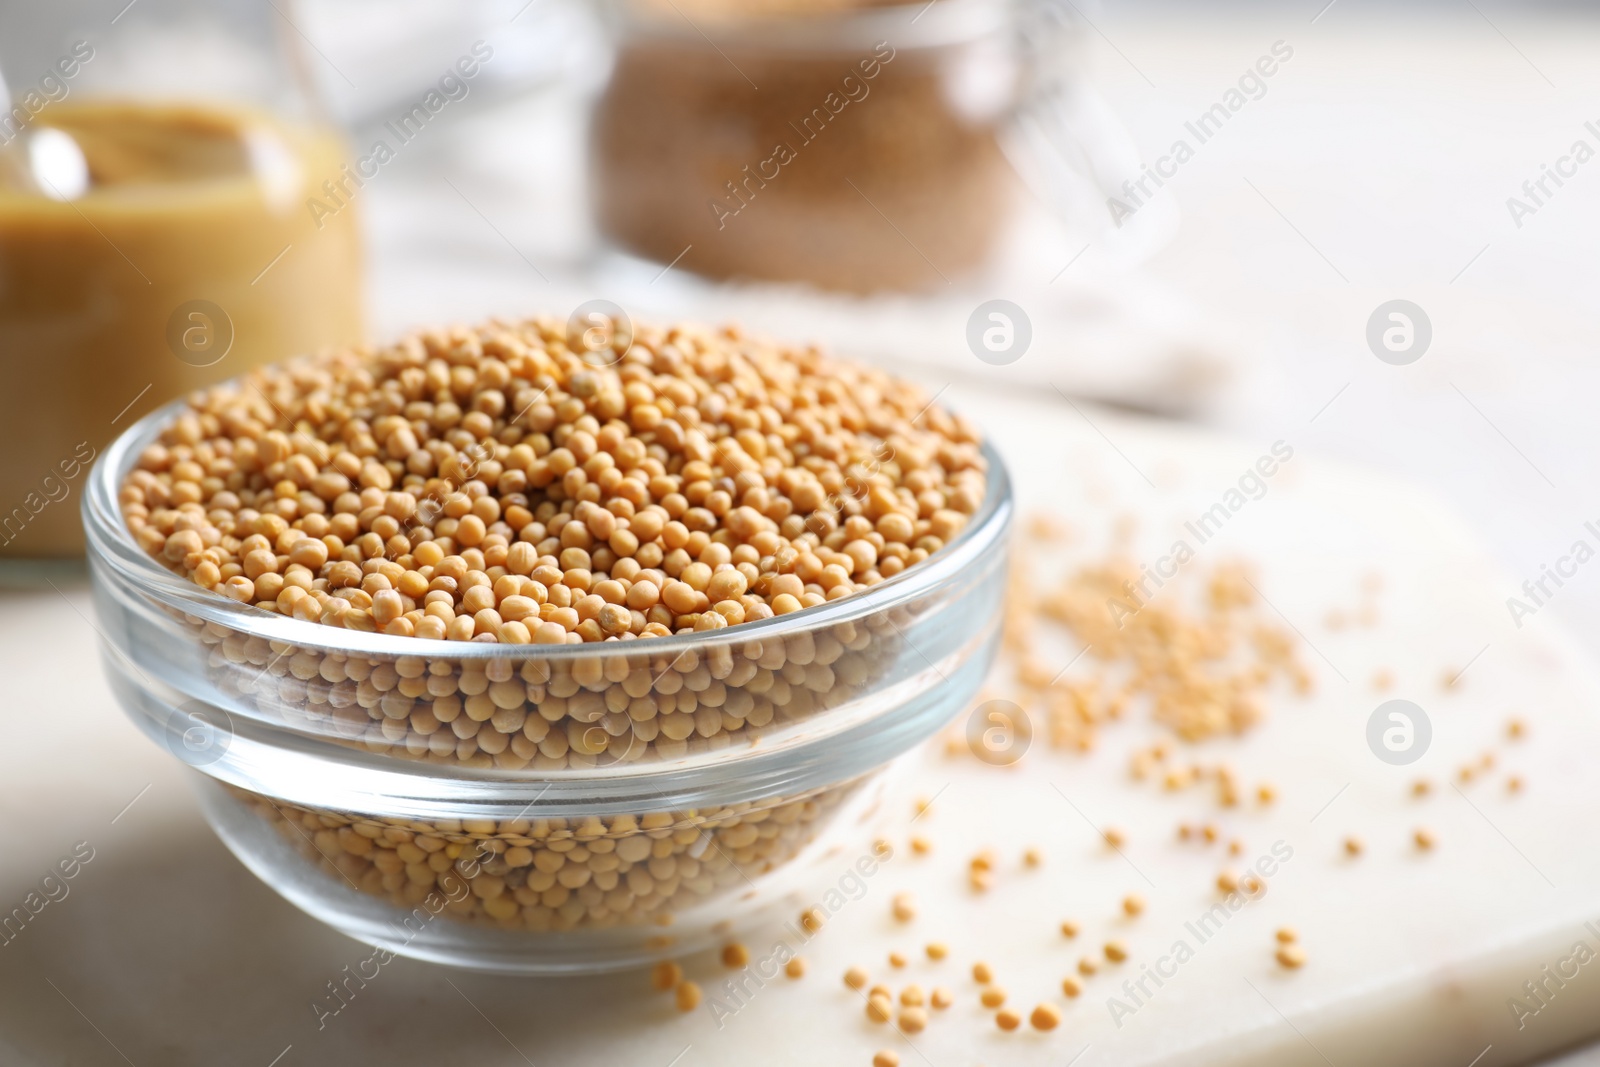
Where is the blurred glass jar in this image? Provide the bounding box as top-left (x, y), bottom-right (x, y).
top-left (0, 0), bottom-right (363, 563)
top-left (589, 0), bottom-right (1159, 293)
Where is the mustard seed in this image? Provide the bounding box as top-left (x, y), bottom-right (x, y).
top-left (897, 1007), bottom-right (928, 1034)
top-left (866, 995), bottom-right (893, 1024)
top-left (930, 986), bottom-right (953, 1010)
top-left (900, 984), bottom-right (925, 1007)
top-left (722, 942), bottom-right (749, 968)
top-left (1104, 940), bottom-right (1128, 963)
top-left (1078, 957), bottom-right (1097, 977)
top-left (844, 966), bottom-right (869, 990)
top-left (676, 981), bottom-right (702, 1012)
top-left (1030, 1004), bottom-right (1062, 1031)
top-left (785, 957), bottom-right (806, 979)
top-left (995, 1009), bottom-right (1021, 1031)
top-left (1276, 944), bottom-right (1306, 969)
top-left (892, 893), bottom-right (917, 922)
top-left (972, 961), bottom-right (993, 984)
top-left (651, 960), bottom-right (683, 991)
top-left (910, 835), bottom-right (932, 856)
top-left (888, 951), bottom-right (907, 969)
top-left (925, 942), bottom-right (948, 961)
top-left (1344, 836), bottom-right (1364, 857)
top-left (873, 1053), bottom-right (900, 1067)
top-left (1023, 847), bottom-right (1043, 867)
top-left (1061, 976), bottom-right (1082, 997)
top-left (1275, 927), bottom-right (1298, 944)
top-left (1122, 894), bottom-right (1144, 917)
top-left (1060, 920), bottom-right (1079, 938)
top-left (980, 986), bottom-right (1006, 1009)
top-left (1414, 828), bottom-right (1435, 851)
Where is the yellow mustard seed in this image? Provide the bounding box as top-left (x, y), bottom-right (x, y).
top-left (892, 892), bottom-right (917, 923)
top-left (675, 981), bottom-right (702, 1012)
top-left (722, 942), bottom-right (750, 968)
top-left (980, 986), bottom-right (1007, 1009)
top-left (931, 986), bottom-right (954, 1010)
top-left (1103, 827), bottom-right (1127, 848)
top-left (1276, 944), bottom-right (1307, 969)
top-left (972, 961), bottom-right (993, 984)
top-left (651, 960), bottom-right (683, 991)
top-left (925, 942), bottom-right (948, 961)
top-left (1031, 1004), bottom-right (1062, 1031)
top-left (910, 835), bottom-right (933, 856)
top-left (1023, 847), bottom-right (1043, 868)
top-left (1078, 957), bottom-right (1097, 977)
top-left (900, 984), bottom-right (925, 1007)
top-left (1122, 894), bottom-right (1145, 917)
top-left (1275, 927), bottom-right (1298, 944)
top-left (888, 951), bottom-right (907, 969)
top-left (1061, 976), bottom-right (1082, 998)
top-left (996, 1009), bottom-right (1021, 1031)
top-left (1104, 941), bottom-right (1128, 963)
top-left (1060, 920), bottom-right (1079, 938)
top-left (844, 966), bottom-right (869, 990)
top-left (1414, 828), bottom-right (1435, 851)
top-left (1344, 836), bottom-right (1364, 857)
top-left (873, 1052), bottom-right (900, 1067)
top-left (897, 1007), bottom-right (928, 1034)
top-left (785, 957), bottom-right (806, 979)
top-left (866, 995), bottom-right (893, 1024)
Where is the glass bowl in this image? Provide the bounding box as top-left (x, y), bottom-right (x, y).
top-left (83, 398), bottom-right (1012, 973)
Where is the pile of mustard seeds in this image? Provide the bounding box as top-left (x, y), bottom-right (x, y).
top-left (247, 775), bottom-right (864, 933)
top-left (122, 316), bottom-right (984, 642)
